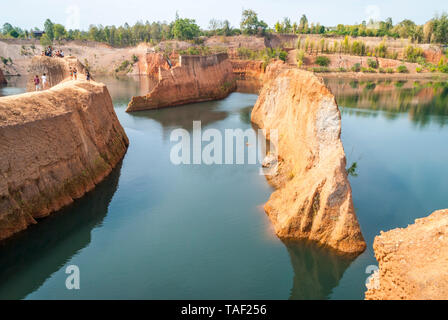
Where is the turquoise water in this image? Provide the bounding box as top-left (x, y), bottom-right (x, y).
top-left (0, 76), bottom-right (447, 299)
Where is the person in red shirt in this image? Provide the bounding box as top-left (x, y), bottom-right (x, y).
top-left (33, 75), bottom-right (40, 91)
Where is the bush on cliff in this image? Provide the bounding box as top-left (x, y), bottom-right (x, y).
top-left (315, 56), bottom-right (330, 67)
top-left (367, 58), bottom-right (379, 69)
top-left (397, 65), bottom-right (409, 73)
top-left (351, 63), bottom-right (361, 72)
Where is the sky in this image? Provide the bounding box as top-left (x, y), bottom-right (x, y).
top-left (2, 0), bottom-right (447, 30)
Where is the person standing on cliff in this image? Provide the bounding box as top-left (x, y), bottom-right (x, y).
top-left (69, 67), bottom-right (73, 80)
top-left (86, 70), bottom-right (91, 81)
top-left (33, 75), bottom-right (40, 91)
top-left (73, 68), bottom-right (78, 80)
top-left (41, 73), bottom-right (47, 89)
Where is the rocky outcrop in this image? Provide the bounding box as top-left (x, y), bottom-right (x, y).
top-left (230, 59), bottom-right (265, 92)
top-left (251, 68), bottom-right (366, 254)
top-left (126, 53), bottom-right (236, 111)
top-left (0, 68), bottom-right (6, 85)
top-left (423, 46), bottom-right (444, 65)
top-left (0, 80), bottom-right (129, 240)
top-left (365, 209), bottom-right (448, 300)
top-left (26, 56), bottom-right (87, 91)
top-left (133, 52), bottom-right (173, 75)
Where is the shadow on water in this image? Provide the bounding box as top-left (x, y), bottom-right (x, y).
top-left (284, 240), bottom-right (355, 300)
top-left (0, 161), bottom-right (123, 300)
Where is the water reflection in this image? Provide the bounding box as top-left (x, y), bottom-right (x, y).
top-left (130, 101), bottom-right (229, 133)
top-left (326, 79), bottom-right (448, 127)
top-left (0, 76), bottom-right (27, 97)
top-left (284, 240), bottom-right (355, 300)
top-left (0, 162), bottom-right (123, 299)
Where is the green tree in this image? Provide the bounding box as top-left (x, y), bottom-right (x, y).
top-left (299, 14), bottom-right (308, 33)
top-left (40, 33), bottom-right (53, 46)
top-left (240, 9), bottom-right (268, 35)
top-left (2, 23), bottom-right (13, 35)
top-left (432, 13), bottom-right (448, 43)
top-left (44, 19), bottom-right (54, 40)
top-left (172, 18), bottom-right (200, 40)
top-left (53, 24), bottom-right (66, 40)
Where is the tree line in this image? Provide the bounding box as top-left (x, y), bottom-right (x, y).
top-left (1, 10), bottom-right (447, 47)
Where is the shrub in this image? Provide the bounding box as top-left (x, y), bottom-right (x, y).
top-left (361, 67), bottom-right (377, 73)
top-left (438, 64), bottom-right (448, 73)
top-left (338, 67), bottom-right (347, 72)
top-left (296, 49), bottom-right (305, 68)
top-left (404, 45), bottom-right (425, 63)
top-left (379, 67), bottom-right (386, 73)
top-left (312, 67), bottom-right (330, 73)
top-left (367, 58), bottom-right (379, 69)
top-left (386, 67), bottom-right (394, 73)
top-left (132, 54), bottom-right (139, 63)
top-left (351, 63), bottom-right (361, 72)
top-left (416, 67), bottom-right (422, 73)
top-left (278, 50), bottom-right (287, 62)
top-left (315, 56), bottom-right (330, 67)
top-left (397, 65), bottom-right (409, 73)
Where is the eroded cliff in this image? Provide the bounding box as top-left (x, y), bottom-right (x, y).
top-left (26, 56), bottom-right (87, 91)
top-left (365, 209), bottom-right (448, 300)
top-left (0, 80), bottom-right (128, 240)
top-left (126, 53), bottom-right (235, 111)
top-left (251, 68), bottom-right (366, 254)
top-left (0, 68), bottom-right (6, 85)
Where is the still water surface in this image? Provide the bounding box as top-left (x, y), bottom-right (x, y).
top-left (0, 76), bottom-right (447, 299)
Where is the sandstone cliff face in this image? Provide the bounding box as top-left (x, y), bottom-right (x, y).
top-left (26, 56), bottom-right (87, 91)
top-left (0, 68), bottom-right (6, 84)
top-left (251, 68), bottom-right (366, 254)
top-left (0, 80), bottom-right (129, 240)
top-left (230, 59), bottom-right (265, 92)
top-left (365, 209), bottom-right (448, 300)
top-left (134, 52), bottom-right (174, 75)
top-left (126, 53), bottom-right (236, 111)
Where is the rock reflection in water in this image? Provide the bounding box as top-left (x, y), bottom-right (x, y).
top-left (284, 240), bottom-right (355, 300)
top-left (130, 100), bottom-right (229, 133)
top-left (0, 162), bottom-right (123, 300)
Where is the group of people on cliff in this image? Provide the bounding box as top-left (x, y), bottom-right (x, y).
top-left (33, 67), bottom-right (91, 91)
top-left (41, 46), bottom-right (65, 58)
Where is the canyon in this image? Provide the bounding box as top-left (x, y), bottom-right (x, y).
top-left (0, 76), bottom-right (128, 240)
top-left (251, 67), bottom-right (366, 254)
top-left (365, 209), bottom-right (448, 300)
top-left (126, 53), bottom-right (236, 111)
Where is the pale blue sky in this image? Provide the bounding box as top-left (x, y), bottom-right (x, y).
top-left (2, 0), bottom-right (447, 30)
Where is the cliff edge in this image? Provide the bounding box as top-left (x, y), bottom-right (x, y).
top-left (126, 53), bottom-right (235, 111)
top-left (0, 80), bottom-right (129, 240)
top-left (365, 209), bottom-right (448, 300)
top-left (0, 68), bottom-right (6, 85)
top-left (251, 68), bottom-right (366, 254)
top-left (26, 56), bottom-right (87, 91)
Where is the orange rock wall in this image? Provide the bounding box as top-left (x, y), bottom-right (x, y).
top-left (365, 209), bottom-right (448, 300)
top-left (127, 53), bottom-right (235, 111)
top-left (135, 52), bottom-right (171, 75)
top-left (251, 68), bottom-right (366, 254)
top-left (0, 80), bottom-right (129, 240)
top-left (27, 56), bottom-right (87, 91)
